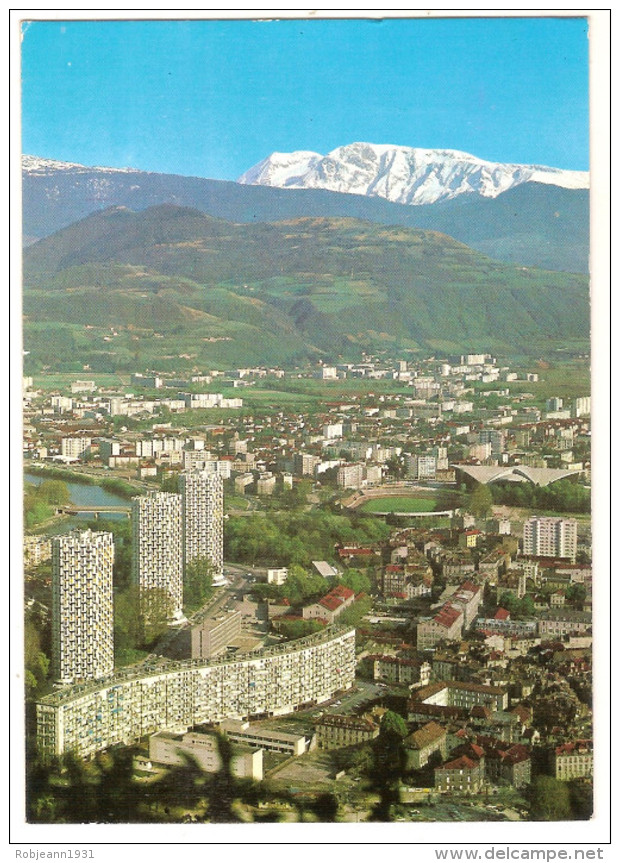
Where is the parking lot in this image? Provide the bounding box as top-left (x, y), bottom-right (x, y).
top-left (323, 679), bottom-right (387, 715)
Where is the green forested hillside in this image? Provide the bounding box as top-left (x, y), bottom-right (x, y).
top-left (22, 205), bottom-right (589, 371)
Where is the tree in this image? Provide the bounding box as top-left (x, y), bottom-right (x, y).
top-left (114, 586), bottom-right (145, 652)
top-left (183, 555), bottom-right (215, 612)
top-left (277, 619), bottom-right (323, 641)
top-left (369, 710), bottom-right (409, 821)
top-left (380, 710), bottom-right (408, 739)
top-left (468, 483), bottom-right (493, 518)
top-left (567, 779), bottom-right (594, 820)
top-left (281, 564), bottom-right (327, 606)
top-left (386, 456), bottom-right (405, 479)
top-left (525, 776), bottom-right (572, 821)
top-left (23, 490), bottom-right (54, 528)
top-left (38, 480), bottom-right (70, 506)
top-left (338, 595), bottom-right (373, 627)
top-left (339, 568), bottom-right (371, 595)
top-left (499, 591), bottom-right (536, 620)
top-left (114, 584), bottom-right (173, 650)
top-left (565, 584), bottom-right (587, 606)
top-left (92, 517), bottom-right (133, 592)
top-left (161, 473), bottom-right (180, 494)
top-left (435, 487), bottom-right (463, 512)
top-left (532, 692), bottom-right (579, 733)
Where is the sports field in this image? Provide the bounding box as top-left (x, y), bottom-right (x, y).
top-left (358, 496), bottom-right (437, 513)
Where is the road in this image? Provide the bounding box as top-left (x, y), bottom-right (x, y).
top-left (146, 563), bottom-right (260, 660)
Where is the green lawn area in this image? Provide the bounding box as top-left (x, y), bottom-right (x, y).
top-left (359, 496), bottom-right (437, 513)
top-left (225, 494), bottom-right (251, 511)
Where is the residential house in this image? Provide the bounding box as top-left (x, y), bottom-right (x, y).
top-left (416, 604), bottom-right (464, 650)
top-left (303, 585), bottom-right (355, 624)
top-left (404, 721), bottom-right (447, 770)
top-left (370, 654), bottom-right (431, 687)
top-left (434, 755), bottom-right (485, 794)
top-left (538, 610), bottom-right (592, 639)
top-left (314, 714), bottom-right (380, 750)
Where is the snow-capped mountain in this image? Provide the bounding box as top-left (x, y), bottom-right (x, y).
top-left (22, 155), bottom-right (142, 175)
top-left (237, 142), bottom-right (589, 206)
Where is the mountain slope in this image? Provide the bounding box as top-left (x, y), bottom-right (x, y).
top-left (22, 156), bottom-right (589, 273)
top-left (22, 205), bottom-right (589, 372)
top-left (238, 142), bottom-right (588, 205)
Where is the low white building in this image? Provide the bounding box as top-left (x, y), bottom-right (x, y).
top-left (267, 568), bottom-right (288, 585)
top-left (149, 729), bottom-right (263, 780)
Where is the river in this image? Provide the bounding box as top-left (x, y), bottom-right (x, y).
top-left (24, 472), bottom-right (130, 516)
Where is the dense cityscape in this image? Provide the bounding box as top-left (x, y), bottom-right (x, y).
top-left (23, 351), bottom-right (593, 823)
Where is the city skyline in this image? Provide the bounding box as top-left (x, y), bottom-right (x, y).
top-left (20, 16), bottom-right (590, 179)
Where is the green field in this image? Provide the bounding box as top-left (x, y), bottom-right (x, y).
top-left (359, 496), bottom-right (438, 513)
top-left (506, 362), bottom-right (590, 400)
top-left (32, 372), bottom-right (130, 390)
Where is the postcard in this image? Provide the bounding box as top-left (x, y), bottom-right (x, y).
top-left (11, 9), bottom-right (611, 857)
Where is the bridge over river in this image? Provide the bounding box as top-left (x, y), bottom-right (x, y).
top-left (56, 505), bottom-right (131, 518)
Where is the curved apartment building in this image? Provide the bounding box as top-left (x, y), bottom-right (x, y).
top-left (36, 625), bottom-right (356, 759)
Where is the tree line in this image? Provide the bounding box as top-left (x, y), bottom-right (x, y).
top-left (224, 509), bottom-right (389, 568)
top-left (489, 479), bottom-right (590, 514)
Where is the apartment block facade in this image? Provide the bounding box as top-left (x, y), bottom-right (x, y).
top-left (180, 470), bottom-right (224, 577)
top-left (522, 516), bottom-right (578, 562)
top-left (190, 611), bottom-right (241, 659)
top-left (314, 714), bottom-right (380, 750)
top-left (51, 529), bottom-right (114, 684)
top-left (60, 437), bottom-right (92, 460)
top-left (410, 681), bottom-right (509, 714)
top-left (554, 740), bottom-right (594, 781)
top-left (405, 454), bottom-right (437, 481)
top-left (36, 625), bottom-right (356, 759)
top-left (132, 491), bottom-right (183, 618)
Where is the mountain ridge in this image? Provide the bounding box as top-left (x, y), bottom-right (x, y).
top-left (22, 156), bottom-right (589, 273)
top-left (238, 141), bottom-right (589, 206)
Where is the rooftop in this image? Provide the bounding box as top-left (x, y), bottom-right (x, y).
top-left (405, 721), bottom-right (446, 750)
top-left (437, 755), bottom-right (479, 771)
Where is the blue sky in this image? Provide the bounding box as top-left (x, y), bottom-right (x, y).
top-left (20, 16), bottom-right (590, 179)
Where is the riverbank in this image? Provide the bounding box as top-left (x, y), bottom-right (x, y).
top-left (24, 463), bottom-right (141, 499)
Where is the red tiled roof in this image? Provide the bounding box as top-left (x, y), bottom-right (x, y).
top-left (319, 595), bottom-right (344, 612)
top-left (453, 742), bottom-right (485, 760)
top-left (315, 714), bottom-right (378, 731)
top-left (555, 740), bottom-right (593, 756)
top-left (494, 607), bottom-right (511, 620)
top-left (434, 604), bottom-right (463, 628)
top-left (438, 755), bottom-right (479, 771)
top-left (510, 705), bottom-right (531, 723)
top-left (317, 584), bottom-right (355, 611)
top-left (332, 585), bottom-right (355, 599)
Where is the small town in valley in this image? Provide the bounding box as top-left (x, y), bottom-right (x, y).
top-left (23, 352), bottom-right (594, 823)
